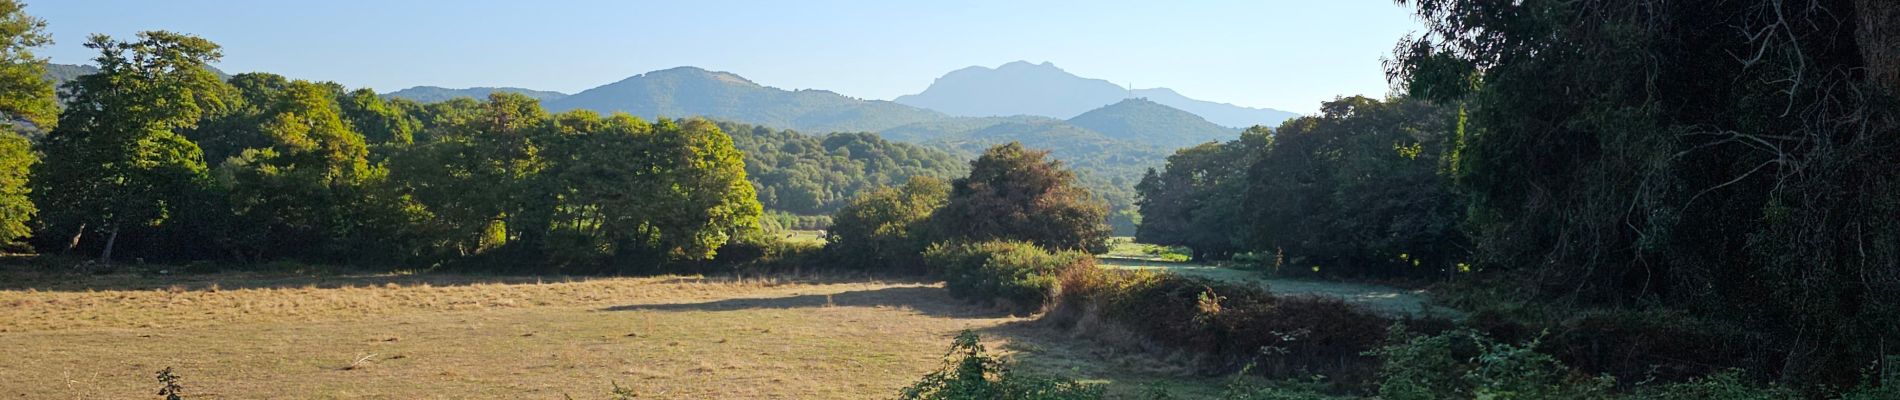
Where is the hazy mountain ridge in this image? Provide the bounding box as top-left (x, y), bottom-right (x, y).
top-left (383, 86), bottom-right (569, 103)
top-left (543, 66), bottom-right (945, 133)
top-left (1068, 98), bottom-right (1238, 148)
top-left (895, 61), bottom-right (1296, 128)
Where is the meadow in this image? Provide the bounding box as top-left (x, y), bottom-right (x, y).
top-left (0, 266), bottom-right (1231, 399)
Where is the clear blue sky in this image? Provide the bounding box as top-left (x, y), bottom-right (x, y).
top-left (28, 1), bottom-right (1421, 114)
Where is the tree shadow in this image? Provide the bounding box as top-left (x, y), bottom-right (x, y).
top-left (600, 285), bottom-right (1016, 319)
top-left (0, 263), bottom-right (915, 293)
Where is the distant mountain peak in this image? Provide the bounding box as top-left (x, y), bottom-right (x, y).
top-left (382, 86), bottom-right (568, 103)
top-left (895, 62), bottom-right (1297, 128)
top-left (542, 66), bottom-right (942, 133)
top-left (1068, 98), bottom-right (1236, 147)
top-left (642, 66), bottom-right (757, 86)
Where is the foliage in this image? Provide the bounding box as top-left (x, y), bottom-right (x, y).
top-left (0, 0), bottom-right (55, 132)
top-left (30, 31), bottom-right (233, 262)
top-left (898, 330), bottom-right (1104, 400)
top-left (923, 240), bottom-right (1092, 314)
top-left (155, 367), bottom-right (184, 400)
top-left (825, 176), bottom-right (948, 270)
top-left (1047, 269), bottom-right (1397, 386)
top-left (932, 142), bottom-right (1111, 253)
top-left (1244, 96), bottom-right (1464, 278)
top-left (1134, 127), bottom-right (1268, 260)
top-left (1391, 0), bottom-right (1900, 386)
top-left (1369, 327), bottom-right (1612, 400)
top-left (716, 121), bottom-right (963, 215)
top-left (0, 0), bottom-right (50, 249)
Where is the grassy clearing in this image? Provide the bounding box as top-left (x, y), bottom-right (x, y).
top-left (0, 267), bottom-right (1224, 399)
top-left (1096, 257), bottom-right (1451, 318)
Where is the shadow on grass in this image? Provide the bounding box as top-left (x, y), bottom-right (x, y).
top-left (0, 260), bottom-right (928, 293)
top-left (600, 285), bottom-right (1015, 319)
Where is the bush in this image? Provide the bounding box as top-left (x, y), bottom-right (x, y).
top-left (1369, 327), bottom-right (1613, 400)
top-left (924, 240), bottom-right (1093, 314)
top-left (1047, 269), bottom-right (1401, 387)
top-left (899, 330), bottom-right (1103, 400)
top-left (824, 177), bottom-right (948, 271)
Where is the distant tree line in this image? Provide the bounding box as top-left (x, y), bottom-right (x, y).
top-left (0, 21), bottom-right (764, 272)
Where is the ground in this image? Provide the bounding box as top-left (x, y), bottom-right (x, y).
top-left (0, 267), bottom-right (1229, 399)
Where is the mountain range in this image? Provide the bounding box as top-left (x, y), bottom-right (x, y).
top-left (894, 61), bottom-right (1296, 128)
top-left (384, 86), bottom-right (568, 103)
top-left (369, 63), bottom-right (1281, 214)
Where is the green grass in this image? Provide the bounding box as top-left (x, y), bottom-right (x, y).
top-left (1103, 237), bottom-right (1190, 262)
top-left (1096, 257), bottom-right (1454, 318)
top-left (775, 229), bottom-right (829, 246)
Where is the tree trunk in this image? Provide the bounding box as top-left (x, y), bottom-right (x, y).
top-left (100, 225), bottom-right (118, 264)
top-left (1858, 0), bottom-right (1900, 93)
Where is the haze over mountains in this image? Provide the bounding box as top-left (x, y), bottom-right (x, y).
top-left (895, 61), bottom-right (1297, 128)
top-left (383, 86), bottom-right (567, 103)
top-left (362, 62), bottom-right (1282, 215)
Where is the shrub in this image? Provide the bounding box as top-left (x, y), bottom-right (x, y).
top-left (1369, 326), bottom-right (1613, 400)
top-left (924, 240), bottom-right (1093, 314)
top-left (1047, 269), bottom-right (1400, 387)
top-left (899, 330), bottom-right (1103, 400)
top-left (824, 177), bottom-right (948, 271)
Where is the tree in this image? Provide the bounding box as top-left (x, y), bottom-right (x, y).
top-left (1243, 96), bottom-right (1463, 277)
top-left (932, 142), bottom-right (1110, 253)
top-left (1392, 0), bottom-right (1900, 384)
top-left (215, 79), bottom-right (372, 261)
top-left (826, 176), bottom-right (949, 270)
top-left (31, 31), bottom-right (233, 262)
top-left (0, 0), bottom-right (53, 247)
top-left (388, 92), bottom-right (550, 257)
top-left (1134, 127), bottom-right (1268, 260)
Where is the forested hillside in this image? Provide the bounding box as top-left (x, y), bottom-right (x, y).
top-left (544, 66), bottom-right (945, 134)
top-left (714, 121), bottom-right (965, 216)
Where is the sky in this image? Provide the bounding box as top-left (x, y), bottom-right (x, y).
top-left (28, 1), bottom-right (1423, 114)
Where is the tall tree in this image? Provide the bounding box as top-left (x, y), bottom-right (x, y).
top-left (1134, 127), bottom-right (1269, 260)
top-left (31, 31), bottom-right (233, 262)
top-left (826, 176), bottom-right (950, 270)
top-left (932, 142), bottom-right (1110, 253)
top-left (1392, 0), bottom-right (1900, 384)
top-left (0, 0), bottom-right (53, 247)
top-left (1243, 96), bottom-right (1462, 277)
top-left (216, 79), bottom-right (371, 260)
top-left (388, 92), bottom-right (549, 256)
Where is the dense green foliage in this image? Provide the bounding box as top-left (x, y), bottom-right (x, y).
top-left (19, 30), bottom-right (765, 272)
top-left (1135, 96), bottom-right (1464, 274)
top-left (0, 0), bottom-right (51, 247)
top-left (923, 240), bottom-right (1092, 313)
top-left (1386, 0), bottom-right (1900, 387)
top-left (1134, 127), bottom-right (1268, 260)
top-left (31, 31), bottom-right (234, 262)
top-left (716, 121), bottom-right (964, 215)
top-left (1246, 97), bottom-right (1465, 277)
top-left (1048, 269), bottom-right (1396, 385)
top-left (1123, 0), bottom-right (1900, 393)
top-left (932, 143), bottom-right (1111, 253)
top-left (824, 176), bottom-right (948, 270)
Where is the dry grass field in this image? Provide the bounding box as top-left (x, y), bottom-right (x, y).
top-left (0, 267), bottom-right (1225, 399)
